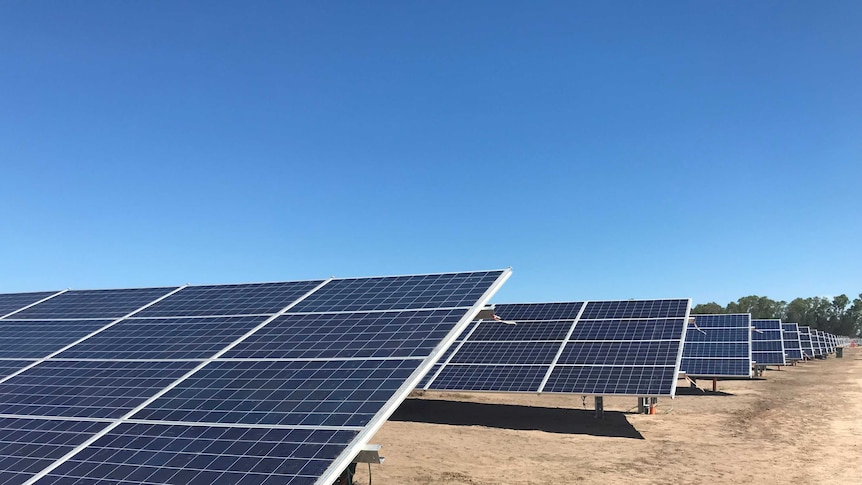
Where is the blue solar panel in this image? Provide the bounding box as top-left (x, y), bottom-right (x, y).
top-left (135, 281), bottom-right (326, 318)
top-left (54, 316), bottom-right (269, 360)
top-left (0, 292), bottom-right (58, 318)
top-left (423, 299), bottom-right (690, 396)
top-left (0, 360), bottom-right (37, 380)
top-left (680, 314), bottom-right (752, 377)
top-left (0, 417), bottom-right (108, 484)
top-left (427, 365), bottom-right (548, 392)
top-left (679, 359), bottom-right (751, 376)
top-left (133, 359), bottom-right (421, 427)
top-left (558, 341), bottom-right (679, 366)
top-left (0, 360), bottom-right (198, 419)
top-left (0, 270), bottom-right (509, 484)
top-left (224, 309), bottom-right (466, 360)
top-left (467, 319), bottom-right (574, 341)
top-left (0, 320), bottom-right (111, 359)
top-left (10, 288), bottom-right (176, 320)
top-left (751, 319), bottom-right (786, 366)
top-left (448, 341), bottom-right (562, 365)
top-left (40, 423), bottom-right (357, 485)
top-left (781, 323), bottom-right (804, 361)
top-left (544, 365), bottom-right (675, 395)
top-left (579, 299), bottom-right (689, 319)
top-left (289, 271), bottom-right (502, 312)
top-left (492, 302), bottom-right (584, 321)
top-left (798, 326), bottom-right (815, 358)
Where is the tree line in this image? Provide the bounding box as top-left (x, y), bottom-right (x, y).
top-left (692, 294), bottom-right (862, 337)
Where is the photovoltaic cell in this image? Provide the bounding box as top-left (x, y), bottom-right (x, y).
top-left (40, 423), bottom-right (356, 485)
top-left (492, 302), bottom-right (584, 321)
top-left (223, 309), bottom-right (466, 360)
top-left (0, 417), bottom-right (108, 485)
top-left (0, 320), bottom-right (111, 359)
top-left (0, 292), bottom-right (58, 318)
top-left (10, 288), bottom-right (176, 320)
top-left (751, 319), bottom-right (786, 366)
top-left (135, 281), bottom-right (326, 318)
top-left (781, 323), bottom-right (804, 361)
top-left (579, 300), bottom-right (689, 319)
top-left (427, 365), bottom-right (548, 392)
top-left (424, 299), bottom-right (690, 396)
top-left (0, 269), bottom-right (509, 485)
top-left (289, 272), bottom-right (502, 312)
top-left (680, 314), bottom-right (752, 377)
top-left (543, 365), bottom-right (675, 395)
top-left (0, 361), bottom-right (36, 380)
top-left (54, 316), bottom-right (269, 360)
top-left (798, 326), bottom-right (815, 358)
top-left (133, 359), bottom-right (421, 427)
top-left (0, 360), bottom-right (198, 419)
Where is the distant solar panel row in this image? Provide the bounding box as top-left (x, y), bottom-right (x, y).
top-left (0, 270), bottom-right (510, 485)
top-left (751, 319), bottom-right (786, 366)
top-left (680, 314), bottom-right (752, 377)
top-left (781, 323), bottom-right (804, 361)
top-left (422, 299), bottom-right (691, 396)
top-left (798, 326), bottom-right (815, 359)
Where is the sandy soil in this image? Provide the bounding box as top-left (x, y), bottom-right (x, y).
top-left (352, 347), bottom-right (862, 484)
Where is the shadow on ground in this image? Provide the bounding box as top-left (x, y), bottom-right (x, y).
top-left (389, 398), bottom-right (644, 439)
top-left (674, 386), bottom-right (734, 397)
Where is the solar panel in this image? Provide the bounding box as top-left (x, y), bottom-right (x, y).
top-left (751, 319), bottom-right (786, 366)
top-left (780, 323), bottom-right (804, 361)
top-left (0, 320), bottom-right (112, 359)
top-left (8, 288), bottom-right (178, 320)
top-left (423, 299), bottom-right (691, 397)
top-left (0, 291), bottom-right (60, 318)
top-left (798, 326), bottom-right (815, 359)
top-left (680, 314), bottom-right (753, 377)
top-left (0, 269), bottom-right (510, 485)
top-left (810, 329), bottom-right (825, 357)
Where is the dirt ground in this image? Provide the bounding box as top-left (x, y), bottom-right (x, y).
top-left (352, 347), bottom-right (862, 484)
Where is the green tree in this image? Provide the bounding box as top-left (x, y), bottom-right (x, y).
top-left (692, 302), bottom-right (724, 314)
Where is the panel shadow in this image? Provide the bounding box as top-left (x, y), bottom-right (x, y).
top-left (389, 398), bottom-right (644, 439)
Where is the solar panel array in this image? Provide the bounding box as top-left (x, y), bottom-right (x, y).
top-left (798, 326), bottom-right (815, 359)
top-left (781, 323), bottom-right (804, 361)
top-left (680, 314), bottom-right (753, 377)
top-left (0, 270), bottom-right (510, 485)
top-left (811, 330), bottom-right (826, 357)
top-left (422, 299), bottom-right (692, 396)
top-left (751, 319), bottom-right (786, 366)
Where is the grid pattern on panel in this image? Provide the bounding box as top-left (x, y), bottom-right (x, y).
top-left (811, 331), bottom-right (825, 356)
top-left (680, 314), bottom-right (752, 377)
top-left (0, 361), bottom-right (38, 380)
top-left (492, 302), bottom-right (584, 321)
top-left (781, 323), bottom-right (804, 361)
top-left (224, 309), bottom-right (466, 360)
top-left (0, 360), bottom-right (199, 419)
top-left (9, 288), bottom-right (176, 320)
top-left (424, 299), bottom-right (690, 396)
top-left (579, 300), bottom-right (689, 319)
top-left (544, 365), bottom-right (675, 395)
top-left (0, 292), bottom-right (58, 318)
top-left (54, 316), bottom-right (269, 360)
top-left (751, 320), bottom-right (786, 365)
top-left (41, 423), bottom-right (357, 485)
top-left (0, 320), bottom-right (112, 359)
top-left (289, 271), bottom-right (502, 312)
top-left (0, 270), bottom-right (508, 485)
top-left (135, 281), bottom-right (326, 318)
top-left (133, 359), bottom-right (422, 428)
top-left (0, 417), bottom-right (108, 485)
top-left (428, 365), bottom-right (548, 392)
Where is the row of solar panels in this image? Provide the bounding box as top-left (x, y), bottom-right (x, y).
top-left (0, 273), bottom-right (852, 485)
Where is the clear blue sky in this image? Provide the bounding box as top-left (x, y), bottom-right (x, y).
top-left (1, 1), bottom-right (860, 306)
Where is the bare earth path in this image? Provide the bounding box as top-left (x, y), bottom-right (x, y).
top-left (353, 347), bottom-right (862, 484)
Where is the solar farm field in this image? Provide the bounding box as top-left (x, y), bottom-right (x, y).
top-left (355, 347), bottom-right (862, 484)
